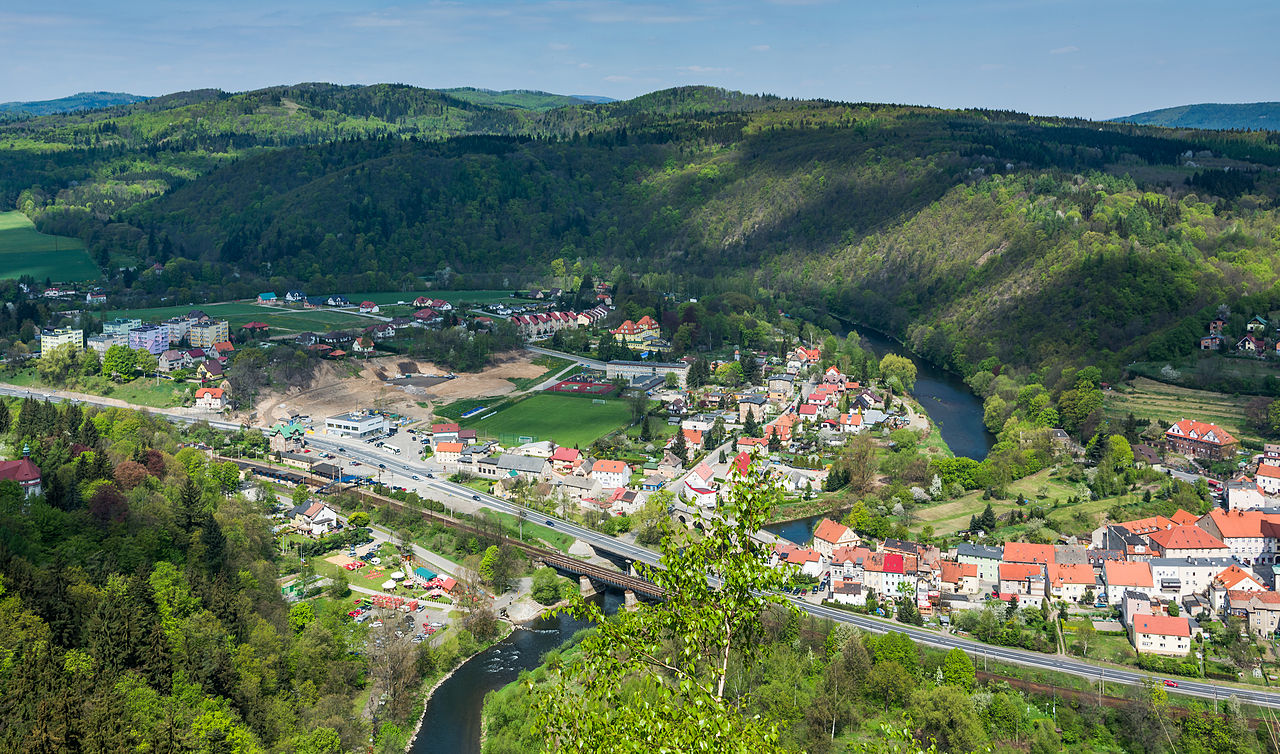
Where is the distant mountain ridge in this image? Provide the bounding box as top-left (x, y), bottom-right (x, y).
top-left (438, 87), bottom-right (613, 111)
top-left (0, 91), bottom-right (150, 117)
top-left (1113, 101), bottom-right (1280, 131)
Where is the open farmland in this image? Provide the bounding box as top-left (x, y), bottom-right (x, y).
top-left (0, 211), bottom-right (99, 282)
top-left (460, 393), bottom-right (631, 447)
top-left (1104, 376), bottom-right (1257, 443)
top-left (106, 301), bottom-right (374, 334)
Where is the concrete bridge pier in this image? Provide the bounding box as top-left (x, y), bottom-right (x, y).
top-left (579, 575), bottom-right (599, 597)
top-left (624, 590), bottom-right (638, 611)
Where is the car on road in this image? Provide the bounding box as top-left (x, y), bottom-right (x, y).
top-left (545, 520), bottom-right (555, 526)
top-left (1163, 679), bottom-right (1178, 688)
top-left (411, 475), bottom-right (420, 480)
top-left (351, 461), bottom-right (361, 466)
top-left (378, 463), bottom-right (386, 469)
top-left (426, 473), bottom-right (434, 479)
top-left (472, 494), bottom-right (480, 501)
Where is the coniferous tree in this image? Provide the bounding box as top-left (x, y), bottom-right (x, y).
top-left (77, 417), bottom-right (101, 448)
top-left (743, 412), bottom-right (760, 437)
top-left (979, 503), bottom-right (998, 531)
top-left (0, 401), bottom-right (13, 435)
top-left (671, 429), bottom-right (688, 464)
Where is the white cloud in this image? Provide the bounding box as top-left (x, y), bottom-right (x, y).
top-left (750, 44), bottom-right (770, 52)
top-left (1050, 45), bottom-right (1079, 55)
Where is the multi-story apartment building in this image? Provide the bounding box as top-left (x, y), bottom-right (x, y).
top-left (39, 327), bottom-right (83, 353)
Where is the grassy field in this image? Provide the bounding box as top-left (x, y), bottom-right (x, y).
top-left (507, 355), bottom-right (574, 390)
top-left (912, 469), bottom-right (1091, 537)
top-left (432, 396), bottom-right (515, 421)
top-left (1105, 376), bottom-right (1257, 443)
top-left (107, 301), bottom-right (373, 334)
top-left (0, 368), bottom-right (191, 408)
top-left (460, 393), bottom-right (631, 447)
top-left (0, 211), bottom-right (99, 282)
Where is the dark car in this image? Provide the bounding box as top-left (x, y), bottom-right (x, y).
top-left (472, 494), bottom-right (480, 501)
top-left (545, 520), bottom-right (555, 527)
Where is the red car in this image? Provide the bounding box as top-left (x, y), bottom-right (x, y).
top-left (347, 610), bottom-right (361, 618)
top-left (1163, 679), bottom-right (1178, 688)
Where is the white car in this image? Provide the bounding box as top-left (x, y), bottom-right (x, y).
top-left (371, 557), bottom-right (382, 566)
top-left (371, 620), bottom-right (383, 628)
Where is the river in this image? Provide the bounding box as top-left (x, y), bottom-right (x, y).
top-left (764, 326), bottom-right (995, 545)
top-left (408, 590), bottom-right (624, 754)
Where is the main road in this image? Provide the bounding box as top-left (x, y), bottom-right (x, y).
top-left (4, 383), bottom-right (1279, 707)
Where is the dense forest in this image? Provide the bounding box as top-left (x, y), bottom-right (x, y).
top-left (5, 83), bottom-right (1280, 378)
top-left (0, 398), bottom-right (470, 753)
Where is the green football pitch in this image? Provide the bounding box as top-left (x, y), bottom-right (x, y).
top-left (461, 393), bottom-right (631, 448)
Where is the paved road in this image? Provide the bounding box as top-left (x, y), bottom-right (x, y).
top-left (523, 344), bottom-right (606, 370)
top-left (7, 382), bottom-right (1280, 705)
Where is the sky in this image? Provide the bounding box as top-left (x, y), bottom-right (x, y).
top-left (3, 0), bottom-right (1278, 120)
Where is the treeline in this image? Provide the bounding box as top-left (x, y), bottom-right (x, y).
top-left (0, 398), bottom-right (376, 752)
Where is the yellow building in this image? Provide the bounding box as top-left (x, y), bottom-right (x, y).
top-left (189, 320), bottom-right (230, 348)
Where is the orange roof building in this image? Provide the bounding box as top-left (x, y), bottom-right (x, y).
top-left (1166, 419), bottom-right (1239, 460)
top-left (1002, 542), bottom-right (1055, 565)
top-left (1147, 525), bottom-right (1227, 556)
top-left (1170, 509), bottom-right (1199, 526)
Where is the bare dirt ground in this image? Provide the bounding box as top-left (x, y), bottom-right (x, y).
top-left (246, 351), bottom-right (546, 427)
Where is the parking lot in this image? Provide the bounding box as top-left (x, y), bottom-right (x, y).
top-left (348, 598), bottom-right (453, 645)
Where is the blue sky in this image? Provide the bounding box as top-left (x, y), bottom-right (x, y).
top-left (3, 0), bottom-right (1277, 119)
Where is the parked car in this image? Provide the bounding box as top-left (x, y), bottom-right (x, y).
top-left (371, 620), bottom-right (383, 628)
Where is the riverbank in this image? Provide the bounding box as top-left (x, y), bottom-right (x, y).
top-left (402, 622), bottom-right (514, 753)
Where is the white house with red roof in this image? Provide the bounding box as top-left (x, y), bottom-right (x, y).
top-left (1210, 565), bottom-right (1268, 611)
top-left (549, 446), bottom-right (582, 473)
top-left (1166, 419), bottom-right (1239, 460)
top-left (591, 459), bottom-right (629, 489)
top-left (1131, 614), bottom-right (1192, 656)
top-left (1257, 462), bottom-right (1280, 496)
top-left (812, 518), bottom-right (859, 558)
top-left (0, 455), bottom-right (42, 498)
top-left (358, 301), bottom-right (380, 313)
top-left (1196, 509), bottom-right (1280, 566)
top-left (194, 387), bottom-right (228, 411)
top-left (1146, 525), bottom-right (1228, 559)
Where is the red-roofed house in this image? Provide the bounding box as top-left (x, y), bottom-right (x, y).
top-left (681, 428), bottom-right (704, 447)
top-left (1226, 590), bottom-right (1280, 637)
top-left (1196, 509), bottom-right (1280, 564)
top-left (1166, 419), bottom-right (1239, 460)
top-left (785, 547), bottom-right (824, 578)
top-left (1118, 515), bottom-right (1175, 536)
top-left (549, 446), bottom-right (582, 473)
top-left (1170, 509), bottom-right (1199, 526)
top-left (1002, 542), bottom-right (1055, 565)
top-left (1147, 526), bottom-right (1228, 558)
top-left (998, 563), bottom-right (1047, 605)
top-left (731, 451), bottom-right (752, 477)
top-left (194, 387), bottom-right (227, 411)
top-left (940, 561), bottom-right (980, 595)
top-left (1256, 462), bottom-right (1280, 496)
top-left (1210, 566), bottom-right (1268, 611)
top-left (812, 518), bottom-right (859, 558)
top-left (0, 456), bottom-right (42, 498)
top-left (592, 459), bottom-right (629, 489)
top-left (433, 442), bottom-right (464, 465)
top-left (1048, 563), bottom-right (1096, 602)
top-left (359, 301), bottom-right (379, 313)
top-left (1131, 614), bottom-right (1192, 656)
top-left (1104, 561), bottom-right (1154, 603)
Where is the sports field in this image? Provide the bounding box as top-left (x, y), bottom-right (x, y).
top-left (460, 393), bottom-right (631, 447)
top-left (0, 211), bottom-right (99, 282)
top-left (106, 301), bottom-right (373, 334)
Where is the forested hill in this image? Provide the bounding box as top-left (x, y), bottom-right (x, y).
top-left (0, 91), bottom-right (150, 118)
top-left (6, 83), bottom-right (1280, 380)
top-left (1115, 102), bottom-right (1280, 131)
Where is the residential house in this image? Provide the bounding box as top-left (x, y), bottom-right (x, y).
top-left (940, 561), bottom-right (981, 595)
top-left (1227, 479), bottom-right (1268, 511)
top-left (1200, 335), bottom-right (1223, 350)
top-left (284, 290), bottom-right (306, 303)
top-left (0, 456), bottom-right (42, 498)
top-left (242, 322), bottom-right (270, 337)
top-left (1248, 315), bottom-right (1269, 333)
top-left (957, 543), bottom-right (1003, 583)
top-left (1238, 335), bottom-right (1266, 353)
top-left (863, 552), bottom-right (918, 601)
top-left (1256, 463), bottom-right (1280, 496)
top-left (1131, 614), bottom-right (1193, 656)
top-left (1103, 560), bottom-right (1154, 604)
top-left (785, 547), bottom-right (824, 578)
top-left (998, 563), bottom-right (1048, 607)
top-left (1002, 542), bottom-right (1055, 565)
top-left (1165, 419), bottom-right (1239, 461)
top-left (549, 446), bottom-right (582, 474)
top-left (268, 423), bottom-right (307, 453)
top-left (430, 423), bottom-right (461, 445)
top-left (158, 349), bottom-right (189, 373)
top-left (830, 582), bottom-right (866, 606)
top-left (194, 387), bottom-right (227, 411)
top-left (1196, 509), bottom-right (1280, 568)
top-left (257, 292), bottom-right (277, 304)
top-left (351, 336), bottom-right (375, 356)
top-left (325, 295), bottom-right (350, 307)
top-left (1048, 563), bottom-right (1096, 602)
top-left (358, 301), bottom-right (379, 313)
top-left (812, 518), bottom-right (860, 558)
top-left (1147, 526), bottom-right (1229, 559)
top-left (767, 374), bottom-right (795, 403)
top-left (128, 324), bottom-right (169, 355)
top-left (557, 475), bottom-right (602, 504)
top-left (1209, 565), bottom-right (1268, 612)
top-left (737, 394), bottom-right (767, 423)
top-left (641, 475), bottom-right (665, 491)
top-left (830, 546), bottom-right (872, 583)
top-left (433, 442), bottom-right (464, 466)
top-left (496, 454), bottom-right (550, 482)
top-left (787, 347), bottom-right (821, 371)
top-left (610, 316), bottom-right (660, 347)
top-left (1225, 590), bottom-right (1280, 638)
top-left (197, 360), bottom-right (224, 382)
top-left (1149, 556), bottom-right (1241, 600)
